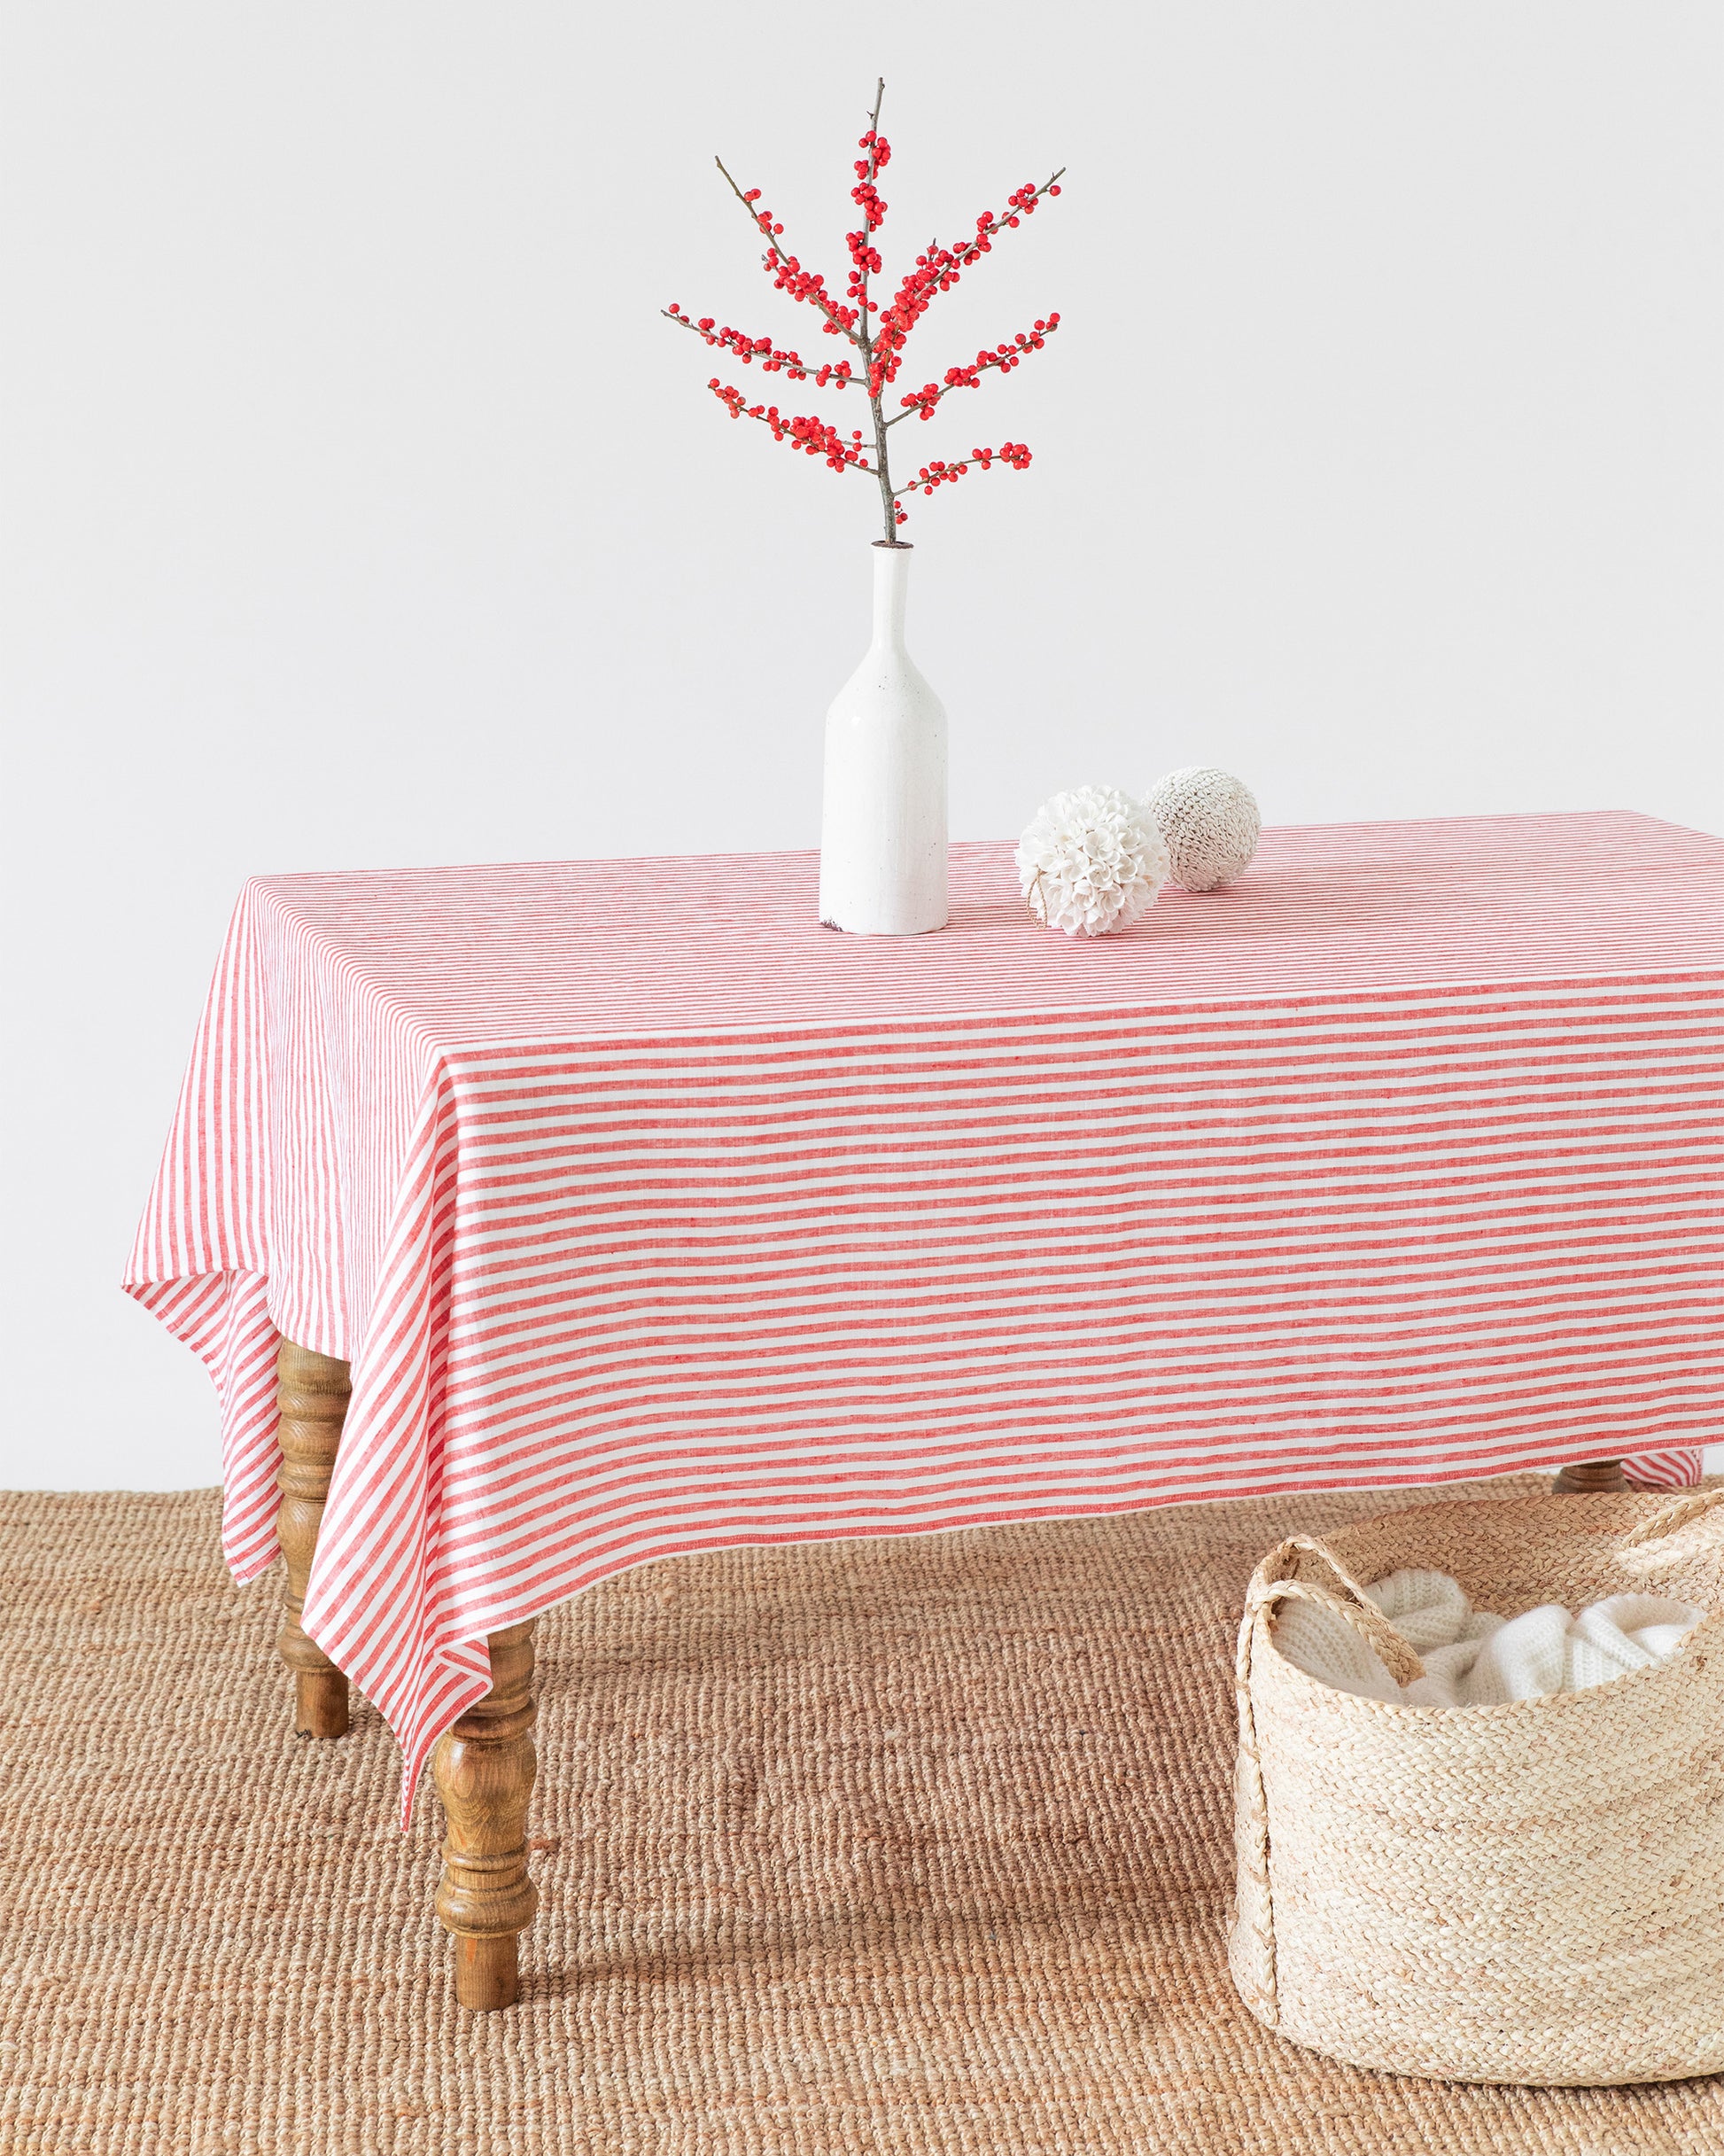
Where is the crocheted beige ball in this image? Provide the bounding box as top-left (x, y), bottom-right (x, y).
top-left (1016, 784), bottom-right (1170, 938)
top-left (1144, 766), bottom-right (1261, 891)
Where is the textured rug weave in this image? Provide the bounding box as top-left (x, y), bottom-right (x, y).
top-left (3, 1483), bottom-right (1720, 2155)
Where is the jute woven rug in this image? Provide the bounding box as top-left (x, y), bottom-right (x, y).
top-left (4, 1483), bottom-right (1720, 2156)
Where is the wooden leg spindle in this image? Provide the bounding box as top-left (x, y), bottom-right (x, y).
top-left (1553, 1457), bottom-right (1627, 1494)
top-left (432, 1621), bottom-right (539, 2011)
top-left (275, 1339), bottom-right (353, 1738)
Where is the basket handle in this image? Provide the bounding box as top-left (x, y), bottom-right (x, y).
top-left (1241, 1532), bottom-right (1426, 1685)
top-left (1619, 1486), bottom-right (1724, 1550)
top-left (1243, 1573), bottom-right (1427, 1687)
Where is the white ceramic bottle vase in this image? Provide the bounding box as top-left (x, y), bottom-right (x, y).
top-left (818, 541), bottom-right (949, 935)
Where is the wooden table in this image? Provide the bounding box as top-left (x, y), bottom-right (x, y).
top-left (128, 815), bottom-right (1724, 2006)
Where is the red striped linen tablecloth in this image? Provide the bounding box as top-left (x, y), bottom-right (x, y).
top-left (126, 811), bottom-right (1724, 1817)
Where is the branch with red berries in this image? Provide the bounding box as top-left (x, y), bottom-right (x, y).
top-left (664, 80), bottom-right (1064, 545)
top-left (887, 317), bottom-right (1060, 428)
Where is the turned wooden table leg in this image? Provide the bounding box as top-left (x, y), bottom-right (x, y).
top-left (432, 1621), bottom-right (539, 2011)
top-left (1553, 1457), bottom-right (1627, 1494)
top-left (275, 1338), bottom-right (353, 1738)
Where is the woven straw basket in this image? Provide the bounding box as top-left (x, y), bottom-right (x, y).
top-left (1230, 1486), bottom-right (1724, 2086)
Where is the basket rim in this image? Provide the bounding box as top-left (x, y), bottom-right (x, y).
top-left (1249, 1488), bottom-right (1724, 1717)
top-left (1254, 1602), bottom-right (1722, 1717)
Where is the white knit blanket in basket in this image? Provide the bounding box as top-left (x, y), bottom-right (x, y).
top-left (1275, 1567), bottom-right (1701, 1708)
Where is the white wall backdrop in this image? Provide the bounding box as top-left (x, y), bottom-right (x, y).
top-left (3, 3), bottom-right (1720, 1488)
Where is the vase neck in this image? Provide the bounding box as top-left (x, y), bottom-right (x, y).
top-left (870, 543), bottom-right (912, 651)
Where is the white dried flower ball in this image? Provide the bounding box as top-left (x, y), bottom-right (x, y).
top-left (1017, 784), bottom-right (1171, 938)
top-left (1143, 766), bottom-right (1261, 891)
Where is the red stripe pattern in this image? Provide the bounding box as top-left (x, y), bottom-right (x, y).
top-left (124, 813), bottom-right (1724, 1817)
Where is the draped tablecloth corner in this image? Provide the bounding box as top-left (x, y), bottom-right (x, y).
top-left (124, 814), bottom-right (1724, 1819)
